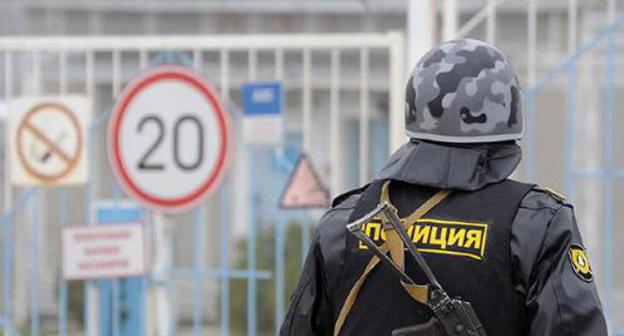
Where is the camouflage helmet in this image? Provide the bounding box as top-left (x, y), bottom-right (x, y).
top-left (405, 39), bottom-right (523, 143)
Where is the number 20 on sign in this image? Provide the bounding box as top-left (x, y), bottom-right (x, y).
top-left (107, 65), bottom-right (230, 214)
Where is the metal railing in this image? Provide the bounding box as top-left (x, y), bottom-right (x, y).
top-left (0, 32), bottom-right (405, 335)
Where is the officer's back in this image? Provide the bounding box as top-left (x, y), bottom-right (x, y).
top-left (280, 39), bottom-right (608, 336)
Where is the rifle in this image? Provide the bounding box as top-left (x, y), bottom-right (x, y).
top-left (347, 203), bottom-right (487, 336)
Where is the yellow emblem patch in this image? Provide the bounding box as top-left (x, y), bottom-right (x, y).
top-left (569, 245), bottom-right (594, 282)
top-left (358, 218), bottom-right (488, 261)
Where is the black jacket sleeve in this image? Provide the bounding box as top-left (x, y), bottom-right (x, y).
top-left (279, 193), bottom-right (360, 336)
top-left (279, 233), bottom-right (328, 336)
top-left (511, 190), bottom-right (608, 336)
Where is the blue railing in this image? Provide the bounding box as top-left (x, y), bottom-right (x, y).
top-left (524, 13), bottom-right (624, 335)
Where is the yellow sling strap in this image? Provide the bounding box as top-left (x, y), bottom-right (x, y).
top-left (333, 181), bottom-right (451, 336)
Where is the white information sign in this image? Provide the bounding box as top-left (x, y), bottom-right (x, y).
top-left (62, 223), bottom-right (147, 280)
top-left (8, 96), bottom-right (91, 186)
top-left (108, 65), bottom-right (230, 213)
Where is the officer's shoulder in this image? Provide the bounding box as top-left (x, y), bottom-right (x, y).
top-left (519, 185), bottom-right (572, 211)
top-left (315, 185), bottom-right (369, 241)
top-left (330, 184), bottom-right (369, 209)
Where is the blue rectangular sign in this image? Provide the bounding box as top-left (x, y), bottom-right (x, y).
top-left (241, 81), bottom-right (283, 116)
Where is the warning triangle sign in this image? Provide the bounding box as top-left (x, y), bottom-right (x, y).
top-left (280, 154), bottom-right (330, 209)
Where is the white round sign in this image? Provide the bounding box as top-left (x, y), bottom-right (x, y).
top-left (108, 65), bottom-right (230, 213)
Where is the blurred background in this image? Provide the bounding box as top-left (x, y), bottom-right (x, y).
top-left (0, 0), bottom-right (623, 335)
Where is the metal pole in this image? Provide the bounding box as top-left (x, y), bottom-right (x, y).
top-left (247, 149), bottom-right (257, 336)
top-left (30, 51), bottom-right (42, 336)
top-left (388, 32), bottom-right (406, 153)
top-left (248, 49), bottom-right (257, 82)
top-left (608, 0), bottom-right (616, 24)
top-left (273, 49), bottom-right (286, 331)
top-left (456, 0), bottom-right (508, 39)
top-left (140, 49), bottom-right (148, 69)
top-left (193, 49), bottom-right (202, 72)
top-left (84, 49), bottom-right (97, 336)
top-left (60, 51), bottom-right (68, 95)
top-left (275, 212), bottom-right (285, 330)
top-left (192, 49), bottom-right (205, 336)
top-left (564, 0), bottom-right (578, 201)
top-left (407, 0), bottom-right (434, 68)
top-left (443, 0), bottom-right (458, 41)
top-left (564, 63), bottom-right (577, 201)
top-left (486, 0), bottom-right (497, 44)
top-left (603, 30), bottom-right (615, 324)
top-left (329, 49), bottom-right (341, 195)
top-left (527, 0), bottom-right (537, 87)
top-left (219, 183), bottom-right (230, 336)
top-left (112, 280), bottom-right (120, 336)
top-left (247, 48), bottom-right (258, 336)
top-left (2, 51), bottom-right (13, 322)
top-left (112, 50), bottom-right (121, 97)
top-left (219, 50), bottom-right (231, 336)
top-left (192, 208), bottom-right (205, 336)
top-left (151, 214), bottom-right (172, 336)
top-left (58, 49), bottom-right (69, 336)
top-left (274, 48), bottom-right (285, 160)
top-left (58, 187), bottom-right (68, 336)
top-left (568, 0), bottom-right (577, 55)
top-left (359, 48), bottom-right (370, 185)
top-left (525, 0), bottom-right (537, 181)
top-left (30, 191), bottom-right (41, 336)
top-left (302, 49), bottom-right (312, 153)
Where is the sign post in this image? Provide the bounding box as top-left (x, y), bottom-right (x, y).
top-left (107, 65), bottom-right (230, 214)
top-left (86, 201), bottom-right (147, 336)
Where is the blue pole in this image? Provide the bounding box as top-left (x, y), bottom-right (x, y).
top-left (2, 204), bottom-right (14, 320)
top-left (84, 114), bottom-right (95, 336)
top-left (247, 149), bottom-right (257, 336)
top-left (192, 208), bottom-right (205, 336)
top-left (139, 277), bottom-right (147, 336)
top-left (59, 188), bottom-right (68, 336)
top-left (603, 31), bottom-right (615, 323)
top-left (220, 182), bottom-right (230, 336)
top-left (84, 281), bottom-right (90, 335)
top-left (301, 218), bottom-right (310, 265)
top-left (564, 63), bottom-right (578, 202)
top-left (275, 214), bottom-right (285, 332)
top-left (169, 280), bottom-right (177, 336)
top-left (112, 280), bottom-right (120, 336)
top-left (2, 189), bottom-right (36, 325)
top-left (31, 190), bottom-right (41, 336)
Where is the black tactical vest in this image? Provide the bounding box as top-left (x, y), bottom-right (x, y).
top-left (335, 178), bottom-right (534, 336)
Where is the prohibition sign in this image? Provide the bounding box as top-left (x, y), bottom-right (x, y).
top-left (16, 102), bottom-right (83, 183)
top-left (108, 65), bottom-right (230, 213)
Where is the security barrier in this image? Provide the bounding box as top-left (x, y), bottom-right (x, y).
top-left (0, 33), bottom-right (405, 335)
top-left (523, 14), bottom-right (624, 335)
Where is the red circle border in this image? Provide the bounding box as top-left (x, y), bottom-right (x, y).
top-left (108, 65), bottom-right (230, 213)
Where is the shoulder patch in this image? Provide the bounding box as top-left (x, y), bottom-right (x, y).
top-left (569, 244), bottom-right (594, 282)
top-left (544, 187), bottom-right (566, 202)
top-left (532, 186), bottom-right (567, 204)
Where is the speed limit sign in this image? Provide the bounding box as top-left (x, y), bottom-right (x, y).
top-left (108, 65), bottom-right (230, 213)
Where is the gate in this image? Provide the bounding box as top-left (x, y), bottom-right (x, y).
top-left (523, 13), bottom-right (624, 334)
top-left (0, 33), bottom-right (405, 335)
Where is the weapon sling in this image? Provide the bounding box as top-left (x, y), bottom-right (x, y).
top-left (333, 181), bottom-right (451, 336)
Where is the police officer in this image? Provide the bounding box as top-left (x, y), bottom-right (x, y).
top-left (279, 39), bottom-right (608, 336)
